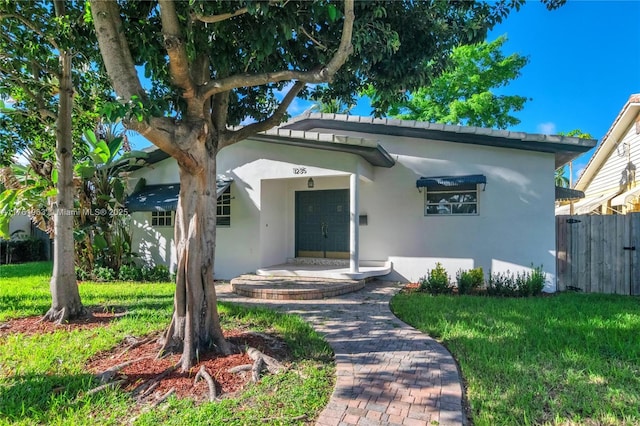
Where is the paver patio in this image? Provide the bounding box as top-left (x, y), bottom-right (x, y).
top-left (217, 280), bottom-right (465, 426)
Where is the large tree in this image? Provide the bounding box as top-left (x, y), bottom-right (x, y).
top-left (89, 0), bottom-right (563, 371)
top-left (381, 35), bottom-right (530, 129)
top-left (0, 0), bottom-right (109, 323)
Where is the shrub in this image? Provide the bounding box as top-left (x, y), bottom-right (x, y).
top-left (75, 266), bottom-right (89, 281)
top-left (486, 271), bottom-right (518, 296)
top-left (487, 266), bottom-right (546, 297)
top-left (456, 267), bottom-right (484, 294)
top-left (520, 265), bottom-right (546, 296)
top-left (142, 264), bottom-right (171, 282)
top-left (92, 266), bottom-right (116, 282)
top-left (118, 264), bottom-right (143, 281)
top-left (419, 263), bottom-right (451, 294)
top-left (0, 238), bottom-right (45, 264)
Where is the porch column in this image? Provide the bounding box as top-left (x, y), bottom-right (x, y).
top-left (350, 172), bottom-right (360, 273)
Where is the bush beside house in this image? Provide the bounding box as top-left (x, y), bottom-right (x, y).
top-left (417, 263), bottom-right (546, 297)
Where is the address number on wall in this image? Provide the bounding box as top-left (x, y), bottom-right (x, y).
top-left (293, 167), bottom-right (307, 175)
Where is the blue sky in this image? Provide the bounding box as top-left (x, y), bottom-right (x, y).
top-left (484, 0), bottom-right (640, 180)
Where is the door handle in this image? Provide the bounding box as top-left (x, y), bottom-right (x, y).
top-left (623, 246), bottom-right (636, 251)
top-left (321, 222), bottom-right (328, 238)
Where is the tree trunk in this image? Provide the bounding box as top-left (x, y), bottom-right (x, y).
top-left (43, 50), bottom-right (84, 324)
top-left (160, 135), bottom-right (232, 371)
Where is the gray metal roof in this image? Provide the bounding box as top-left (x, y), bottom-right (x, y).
top-left (126, 179), bottom-right (232, 212)
top-left (281, 113), bottom-right (597, 169)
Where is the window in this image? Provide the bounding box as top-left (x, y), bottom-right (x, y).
top-left (425, 184), bottom-right (478, 215)
top-left (217, 186), bottom-right (231, 226)
top-left (151, 211), bottom-right (173, 226)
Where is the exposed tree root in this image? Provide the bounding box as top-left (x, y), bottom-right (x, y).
top-left (227, 364), bottom-right (253, 374)
top-left (151, 387), bottom-right (175, 408)
top-left (129, 387), bottom-right (176, 424)
top-left (194, 365), bottom-right (217, 402)
top-left (131, 364), bottom-right (179, 399)
top-left (138, 381), bottom-right (160, 400)
top-left (40, 305), bottom-right (87, 325)
top-left (247, 346), bottom-right (285, 374)
top-left (251, 356), bottom-right (265, 383)
top-left (84, 379), bottom-right (125, 397)
top-left (95, 355), bottom-right (154, 384)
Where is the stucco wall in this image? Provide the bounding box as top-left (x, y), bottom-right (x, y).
top-left (128, 134), bottom-right (557, 290)
top-left (359, 136), bottom-right (556, 289)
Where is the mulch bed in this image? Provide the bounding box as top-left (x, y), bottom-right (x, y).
top-left (1, 309), bottom-right (292, 403)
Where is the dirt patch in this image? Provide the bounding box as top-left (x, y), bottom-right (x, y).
top-left (0, 307), bottom-right (123, 336)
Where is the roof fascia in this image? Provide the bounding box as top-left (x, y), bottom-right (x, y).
top-left (282, 114), bottom-right (597, 169)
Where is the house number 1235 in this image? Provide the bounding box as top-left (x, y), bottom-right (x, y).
top-left (293, 167), bottom-right (307, 174)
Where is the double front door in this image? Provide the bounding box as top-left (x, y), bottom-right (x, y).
top-left (295, 189), bottom-right (349, 259)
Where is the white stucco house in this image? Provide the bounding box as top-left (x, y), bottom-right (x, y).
top-left (125, 113), bottom-right (595, 291)
top-left (556, 94), bottom-right (640, 215)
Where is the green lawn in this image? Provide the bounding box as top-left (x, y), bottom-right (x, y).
top-left (391, 291), bottom-right (640, 426)
top-left (0, 262), bottom-right (333, 425)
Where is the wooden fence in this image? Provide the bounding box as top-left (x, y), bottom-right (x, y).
top-left (556, 213), bottom-right (640, 295)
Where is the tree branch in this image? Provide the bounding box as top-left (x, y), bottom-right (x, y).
top-left (126, 117), bottom-right (202, 173)
top-left (298, 25), bottom-right (327, 51)
top-left (199, 0), bottom-right (354, 99)
top-left (191, 6), bottom-right (248, 24)
top-left (221, 81), bottom-right (305, 148)
top-left (0, 67), bottom-right (56, 121)
top-left (90, 0), bottom-right (145, 101)
top-left (158, 0), bottom-right (198, 105)
top-left (323, 0), bottom-right (354, 78)
top-left (0, 13), bottom-right (59, 50)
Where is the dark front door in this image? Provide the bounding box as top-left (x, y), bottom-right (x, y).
top-left (295, 189), bottom-right (349, 258)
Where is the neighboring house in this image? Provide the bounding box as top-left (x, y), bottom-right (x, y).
top-left (556, 94), bottom-right (640, 215)
top-left (125, 113), bottom-right (595, 291)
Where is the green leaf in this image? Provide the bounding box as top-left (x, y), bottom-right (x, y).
top-left (76, 165), bottom-right (96, 179)
top-left (0, 216), bottom-right (10, 240)
top-left (93, 233), bottom-right (108, 250)
top-left (107, 137), bottom-right (124, 161)
top-left (84, 129), bottom-right (98, 147)
top-left (113, 179), bottom-right (125, 202)
top-left (43, 188), bottom-right (57, 197)
top-left (327, 4), bottom-right (338, 21)
top-left (51, 169), bottom-right (58, 184)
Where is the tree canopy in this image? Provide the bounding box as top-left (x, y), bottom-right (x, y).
top-left (378, 35), bottom-right (530, 129)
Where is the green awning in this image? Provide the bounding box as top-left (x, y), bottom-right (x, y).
top-left (126, 179), bottom-right (232, 212)
top-left (555, 186), bottom-right (585, 201)
top-left (416, 174), bottom-right (487, 189)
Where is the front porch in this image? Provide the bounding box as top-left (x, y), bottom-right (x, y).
top-left (257, 257), bottom-right (391, 280)
top-left (230, 258), bottom-right (391, 300)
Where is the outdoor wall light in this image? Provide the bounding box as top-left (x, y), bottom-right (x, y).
top-left (307, 178), bottom-right (314, 188)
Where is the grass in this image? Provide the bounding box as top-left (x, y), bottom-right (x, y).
top-left (0, 262), bottom-right (334, 425)
top-left (390, 291), bottom-right (640, 426)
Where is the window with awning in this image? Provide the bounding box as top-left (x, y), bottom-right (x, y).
top-left (417, 175), bottom-right (486, 216)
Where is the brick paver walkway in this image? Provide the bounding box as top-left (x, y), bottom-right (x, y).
top-left (216, 280), bottom-right (465, 426)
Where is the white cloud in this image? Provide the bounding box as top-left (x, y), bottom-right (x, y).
top-left (537, 122), bottom-right (556, 135)
top-left (287, 98), bottom-right (313, 116)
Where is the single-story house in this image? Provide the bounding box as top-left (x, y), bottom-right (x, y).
top-left (556, 94), bottom-right (640, 215)
top-left (125, 113), bottom-right (595, 291)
